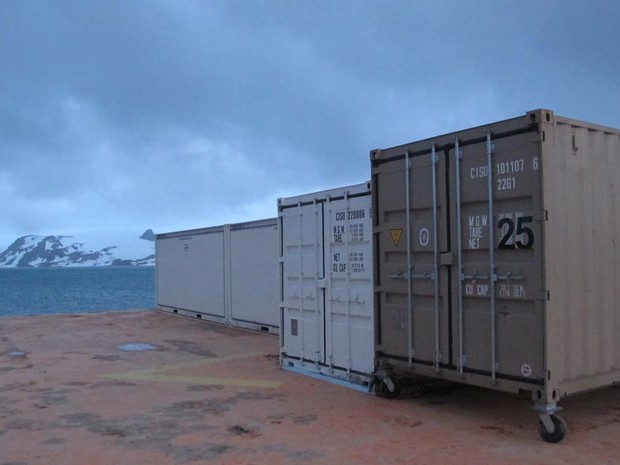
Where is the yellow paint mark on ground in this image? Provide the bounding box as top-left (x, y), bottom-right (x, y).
top-left (103, 351), bottom-right (282, 389)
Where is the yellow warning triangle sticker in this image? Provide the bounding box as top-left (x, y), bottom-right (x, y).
top-left (390, 229), bottom-right (403, 247)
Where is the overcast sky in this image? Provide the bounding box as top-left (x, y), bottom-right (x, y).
top-left (2, 0), bottom-right (619, 249)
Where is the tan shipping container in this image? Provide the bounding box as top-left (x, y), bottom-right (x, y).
top-left (371, 109), bottom-right (620, 442)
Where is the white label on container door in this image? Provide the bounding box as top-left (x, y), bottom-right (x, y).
top-left (520, 364), bottom-right (532, 378)
top-left (419, 227), bottom-right (429, 247)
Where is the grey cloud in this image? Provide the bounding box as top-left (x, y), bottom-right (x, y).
top-left (1, 0), bottom-right (619, 248)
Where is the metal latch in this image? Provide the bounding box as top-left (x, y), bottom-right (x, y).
top-left (388, 270), bottom-right (435, 281)
top-left (439, 252), bottom-right (453, 266)
top-left (462, 271), bottom-right (490, 281)
top-left (495, 272), bottom-right (524, 282)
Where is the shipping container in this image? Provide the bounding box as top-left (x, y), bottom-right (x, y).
top-left (371, 109), bottom-right (620, 442)
top-left (156, 225), bottom-right (226, 321)
top-left (156, 218), bottom-right (279, 333)
top-left (279, 183), bottom-right (374, 388)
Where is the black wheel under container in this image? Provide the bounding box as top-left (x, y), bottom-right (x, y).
top-left (376, 377), bottom-right (402, 399)
top-left (538, 414), bottom-right (567, 443)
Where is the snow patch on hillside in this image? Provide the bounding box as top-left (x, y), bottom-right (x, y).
top-left (0, 230), bottom-right (155, 268)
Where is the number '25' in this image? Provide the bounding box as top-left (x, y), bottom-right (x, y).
top-left (497, 216), bottom-right (534, 249)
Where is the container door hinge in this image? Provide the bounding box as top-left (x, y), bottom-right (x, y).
top-left (534, 210), bottom-right (548, 222)
top-left (538, 290), bottom-right (551, 301)
top-left (439, 252), bottom-right (453, 266)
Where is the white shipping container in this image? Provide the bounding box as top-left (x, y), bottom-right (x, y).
top-left (156, 218), bottom-right (279, 333)
top-left (156, 225), bottom-right (226, 319)
top-left (229, 220), bottom-right (280, 329)
top-left (279, 182), bottom-right (374, 388)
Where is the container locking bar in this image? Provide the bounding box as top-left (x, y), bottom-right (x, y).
top-left (455, 138), bottom-right (465, 376)
top-left (388, 270), bottom-right (436, 281)
top-left (296, 201), bottom-right (307, 365)
top-left (462, 272), bottom-right (490, 281)
top-left (405, 150), bottom-right (414, 363)
top-left (344, 190), bottom-right (353, 375)
top-left (431, 143), bottom-right (441, 371)
top-left (461, 271), bottom-right (523, 282)
top-left (486, 131), bottom-right (498, 383)
top-left (313, 200), bottom-right (322, 367)
top-left (495, 272), bottom-right (524, 282)
top-left (325, 197), bottom-right (335, 372)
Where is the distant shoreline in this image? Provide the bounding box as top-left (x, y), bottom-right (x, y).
top-left (0, 265), bottom-right (156, 270)
top-left (0, 308), bottom-right (156, 320)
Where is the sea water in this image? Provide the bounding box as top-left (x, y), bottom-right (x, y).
top-left (0, 267), bottom-right (155, 317)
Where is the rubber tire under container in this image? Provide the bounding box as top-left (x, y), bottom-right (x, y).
top-left (538, 414), bottom-right (567, 443)
top-left (376, 378), bottom-right (402, 399)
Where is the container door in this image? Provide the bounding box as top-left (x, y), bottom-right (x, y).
top-left (280, 201), bottom-right (326, 365)
top-left (375, 149), bottom-right (450, 368)
top-left (229, 222), bottom-right (279, 328)
top-left (451, 132), bottom-right (544, 381)
top-left (324, 194), bottom-right (374, 374)
top-left (156, 231), bottom-right (226, 317)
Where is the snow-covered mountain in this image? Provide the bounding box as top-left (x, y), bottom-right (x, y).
top-left (0, 230), bottom-right (155, 268)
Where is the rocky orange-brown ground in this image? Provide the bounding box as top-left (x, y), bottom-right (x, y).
top-left (1, 311), bottom-right (619, 464)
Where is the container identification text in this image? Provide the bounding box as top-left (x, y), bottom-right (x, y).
top-left (335, 209), bottom-right (365, 221)
top-left (469, 158), bottom-right (529, 192)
